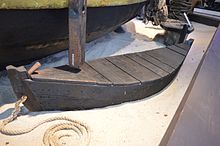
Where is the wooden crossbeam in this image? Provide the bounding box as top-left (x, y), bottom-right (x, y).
top-left (69, 0), bottom-right (87, 68)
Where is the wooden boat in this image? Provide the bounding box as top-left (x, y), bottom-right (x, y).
top-left (0, 0), bottom-right (146, 70)
top-left (7, 43), bottom-right (192, 111)
top-left (6, 0), bottom-right (193, 111)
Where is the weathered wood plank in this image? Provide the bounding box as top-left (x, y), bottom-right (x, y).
top-left (33, 45), bottom-right (188, 86)
top-left (34, 64), bottom-right (110, 84)
top-left (69, 0), bottom-right (87, 68)
top-left (146, 48), bottom-right (185, 68)
top-left (175, 43), bottom-right (191, 51)
top-left (137, 52), bottom-right (175, 73)
top-left (82, 63), bottom-right (111, 83)
top-left (167, 45), bottom-right (187, 56)
top-left (106, 55), bottom-right (160, 82)
top-left (125, 53), bottom-right (169, 77)
top-left (88, 59), bottom-right (139, 84)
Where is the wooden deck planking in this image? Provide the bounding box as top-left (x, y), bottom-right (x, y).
top-left (175, 43), bottom-right (191, 51)
top-left (106, 55), bottom-right (160, 82)
top-left (146, 48), bottom-right (185, 68)
top-left (33, 45), bottom-right (190, 85)
top-left (167, 45), bottom-right (188, 56)
top-left (34, 64), bottom-right (110, 84)
top-left (136, 52), bottom-right (175, 73)
top-left (82, 63), bottom-right (111, 83)
top-left (87, 59), bottom-right (139, 85)
top-left (125, 53), bottom-right (169, 77)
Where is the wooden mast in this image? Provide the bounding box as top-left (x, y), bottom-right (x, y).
top-left (69, 0), bottom-right (87, 68)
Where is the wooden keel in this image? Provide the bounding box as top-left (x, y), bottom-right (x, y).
top-left (7, 43), bottom-right (192, 111)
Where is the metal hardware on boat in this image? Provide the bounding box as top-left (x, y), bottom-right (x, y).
top-left (183, 12), bottom-right (192, 27)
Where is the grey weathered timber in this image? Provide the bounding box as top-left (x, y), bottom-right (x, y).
top-left (125, 53), bottom-right (169, 77)
top-left (7, 43), bottom-right (192, 111)
top-left (136, 52), bottom-right (175, 73)
top-left (106, 55), bottom-right (160, 82)
top-left (33, 64), bottom-right (111, 85)
top-left (146, 48), bottom-right (185, 68)
top-left (69, 0), bottom-right (87, 68)
top-left (167, 45), bottom-right (187, 56)
top-left (87, 59), bottom-right (138, 85)
top-left (175, 43), bottom-right (191, 51)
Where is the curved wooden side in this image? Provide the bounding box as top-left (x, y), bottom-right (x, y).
top-left (7, 43), bottom-right (191, 111)
top-left (25, 72), bottom-right (176, 111)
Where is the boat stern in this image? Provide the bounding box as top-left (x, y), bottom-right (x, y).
top-left (6, 65), bottom-right (42, 111)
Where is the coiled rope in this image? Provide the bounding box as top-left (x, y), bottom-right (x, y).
top-left (0, 96), bottom-right (91, 146)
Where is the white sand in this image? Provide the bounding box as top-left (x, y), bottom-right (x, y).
top-left (0, 20), bottom-right (216, 146)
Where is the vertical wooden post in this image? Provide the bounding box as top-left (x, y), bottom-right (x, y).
top-left (69, 0), bottom-right (87, 68)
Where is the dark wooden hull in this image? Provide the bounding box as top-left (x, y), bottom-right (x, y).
top-left (0, 2), bottom-right (144, 70)
top-left (7, 43), bottom-right (192, 111)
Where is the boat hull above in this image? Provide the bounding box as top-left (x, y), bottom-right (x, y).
top-left (0, 2), bottom-right (145, 70)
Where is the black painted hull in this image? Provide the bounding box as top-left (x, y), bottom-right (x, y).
top-left (0, 2), bottom-right (144, 70)
top-left (7, 43), bottom-right (192, 111)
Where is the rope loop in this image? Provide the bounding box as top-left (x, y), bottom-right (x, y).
top-left (0, 96), bottom-right (91, 146)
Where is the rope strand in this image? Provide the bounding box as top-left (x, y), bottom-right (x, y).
top-left (0, 96), bottom-right (91, 146)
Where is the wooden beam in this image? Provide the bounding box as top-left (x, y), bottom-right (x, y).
top-left (69, 0), bottom-right (87, 68)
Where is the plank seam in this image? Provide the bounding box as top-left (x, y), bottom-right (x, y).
top-left (102, 58), bottom-right (139, 83)
top-left (143, 52), bottom-right (176, 69)
top-left (174, 44), bottom-right (190, 51)
top-left (85, 63), bottom-right (112, 83)
top-left (105, 58), bottom-right (142, 83)
top-left (146, 52), bottom-right (178, 68)
top-left (158, 48), bottom-right (185, 58)
top-left (167, 46), bottom-right (187, 56)
top-left (125, 55), bottom-right (163, 77)
top-left (135, 53), bottom-right (172, 74)
top-left (87, 59), bottom-right (139, 84)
